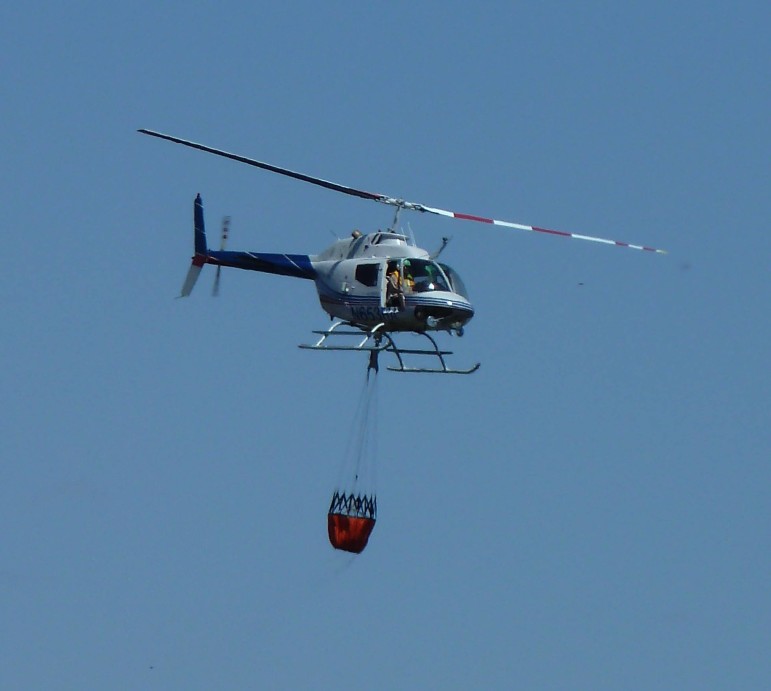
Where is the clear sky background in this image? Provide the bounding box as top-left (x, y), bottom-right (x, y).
top-left (1, 2), bottom-right (769, 689)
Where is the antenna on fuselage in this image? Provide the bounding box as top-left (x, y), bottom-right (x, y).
top-left (406, 221), bottom-right (417, 247)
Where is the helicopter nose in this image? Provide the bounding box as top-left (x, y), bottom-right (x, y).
top-left (411, 294), bottom-right (474, 330)
top-left (444, 301), bottom-right (474, 329)
top-left (451, 295), bottom-right (474, 319)
top-left (456, 303), bottom-right (474, 324)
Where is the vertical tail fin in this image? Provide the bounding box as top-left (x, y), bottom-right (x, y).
top-left (194, 193), bottom-right (207, 256)
top-left (179, 194), bottom-right (208, 297)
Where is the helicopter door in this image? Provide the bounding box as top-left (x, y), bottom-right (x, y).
top-left (381, 259), bottom-right (401, 310)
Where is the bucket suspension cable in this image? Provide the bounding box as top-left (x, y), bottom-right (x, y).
top-left (328, 368), bottom-right (380, 554)
top-left (334, 369), bottom-right (379, 492)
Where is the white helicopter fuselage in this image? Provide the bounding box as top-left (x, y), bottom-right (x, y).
top-left (310, 231), bottom-right (474, 334)
top-left (184, 197), bottom-right (475, 336)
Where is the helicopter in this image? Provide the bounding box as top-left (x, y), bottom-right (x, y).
top-left (138, 129), bottom-right (666, 374)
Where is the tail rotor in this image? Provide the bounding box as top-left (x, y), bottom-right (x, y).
top-left (179, 194), bottom-right (208, 297)
top-left (212, 216), bottom-right (230, 296)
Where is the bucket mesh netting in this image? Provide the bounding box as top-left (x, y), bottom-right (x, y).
top-left (327, 490), bottom-right (377, 554)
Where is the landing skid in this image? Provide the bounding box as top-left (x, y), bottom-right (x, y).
top-left (298, 321), bottom-right (480, 375)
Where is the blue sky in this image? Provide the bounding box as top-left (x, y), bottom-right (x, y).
top-left (1, 2), bottom-right (769, 688)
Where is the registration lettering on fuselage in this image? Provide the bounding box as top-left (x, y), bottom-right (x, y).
top-left (350, 305), bottom-right (399, 323)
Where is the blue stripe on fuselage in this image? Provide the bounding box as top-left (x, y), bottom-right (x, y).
top-left (208, 251), bottom-right (316, 279)
top-left (316, 285), bottom-right (473, 311)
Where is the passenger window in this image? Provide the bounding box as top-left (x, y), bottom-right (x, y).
top-left (355, 263), bottom-right (379, 287)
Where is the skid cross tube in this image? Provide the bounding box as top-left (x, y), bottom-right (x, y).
top-left (299, 322), bottom-right (480, 374)
top-left (300, 321), bottom-right (391, 351)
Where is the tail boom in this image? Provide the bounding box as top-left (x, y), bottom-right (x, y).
top-left (179, 194), bottom-right (315, 297)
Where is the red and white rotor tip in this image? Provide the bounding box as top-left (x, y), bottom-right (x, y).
top-left (417, 204), bottom-right (667, 254)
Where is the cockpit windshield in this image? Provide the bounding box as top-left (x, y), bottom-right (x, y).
top-left (401, 259), bottom-right (451, 293)
top-left (439, 263), bottom-right (469, 299)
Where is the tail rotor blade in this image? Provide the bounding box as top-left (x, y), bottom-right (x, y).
top-left (212, 216), bottom-right (230, 297)
top-left (212, 266), bottom-right (222, 297)
top-left (220, 216), bottom-right (230, 251)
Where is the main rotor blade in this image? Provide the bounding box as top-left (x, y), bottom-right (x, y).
top-left (138, 129), bottom-right (666, 254)
top-left (413, 204), bottom-right (668, 254)
top-left (138, 129), bottom-right (385, 203)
